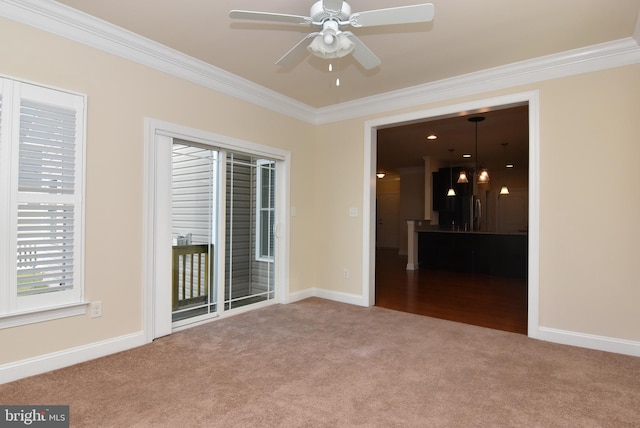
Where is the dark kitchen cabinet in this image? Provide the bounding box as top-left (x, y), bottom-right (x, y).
top-left (418, 230), bottom-right (528, 279)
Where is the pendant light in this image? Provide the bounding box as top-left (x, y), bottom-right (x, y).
top-left (447, 148), bottom-right (456, 197)
top-left (468, 116), bottom-right (489, 184)
top-left (499, 143), bottom-right (510, 195)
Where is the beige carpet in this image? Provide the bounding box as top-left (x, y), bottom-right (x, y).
top-left (2, 298), bottom-right (639, 427)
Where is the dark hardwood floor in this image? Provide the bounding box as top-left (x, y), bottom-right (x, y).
top-left (374, 248), bottom-right (528, 334)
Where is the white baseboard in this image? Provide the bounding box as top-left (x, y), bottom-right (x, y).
top-left (288, 288), bottom-right (315, 303)
top-left (0, 331), bottom-right (147, 384)
top-left (535, 326), bottom-right (640, 357)
top-left (288, 288), bottom-right (367, 307)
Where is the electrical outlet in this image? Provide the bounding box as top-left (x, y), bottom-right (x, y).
top-left (343, 268), bottom-right (350, 279)
top-left (90, 301), bottom-right (103, 318)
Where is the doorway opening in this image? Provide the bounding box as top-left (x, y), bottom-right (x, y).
top-left (364, 92), bottom-right (540, 337)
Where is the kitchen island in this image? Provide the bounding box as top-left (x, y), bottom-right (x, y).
top-left (407, 221), bottom-right (527, 279)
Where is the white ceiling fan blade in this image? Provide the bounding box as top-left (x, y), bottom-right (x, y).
top-left (229, 10), bottom-right (311, 25)
top-left (322, 0), bottom-right (344, 15)
top-left (344, 32), bottom-right (381, 70)
top-left (349, 3), bottom-right (434, 27)
top-left (275, 33), bottom-right (319, 66)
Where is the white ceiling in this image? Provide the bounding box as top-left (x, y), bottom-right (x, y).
top-left (50, 0), bottom-right (640, 171)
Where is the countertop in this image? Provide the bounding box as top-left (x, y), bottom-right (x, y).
top-left (414, 224), bottom-right (527, 236)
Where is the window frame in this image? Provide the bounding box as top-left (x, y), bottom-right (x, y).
top-left (0, 77), bottom-right (87, 329)
top-left (255, 158), bottom-right (275, 262)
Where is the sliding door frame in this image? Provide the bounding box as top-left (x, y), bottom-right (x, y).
top-left (143, 118), bottom-right (290, 340)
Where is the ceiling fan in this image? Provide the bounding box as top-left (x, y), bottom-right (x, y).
top-left (229, 0), bottom-right (435, 70)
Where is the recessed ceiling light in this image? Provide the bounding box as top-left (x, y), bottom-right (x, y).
top-left (506, 163), bottom-right (514, 168)
top-left (462, 153), bottom-right (472, 158)
top-left (426, 134), bottom-right (437, 140)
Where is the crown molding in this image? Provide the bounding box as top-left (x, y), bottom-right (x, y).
top-left (1, 0), bottom-right (639, 126)
top-left (0, 0), bottom-right (317, 123)
top-left (314, 37), bottom-right (640, 124)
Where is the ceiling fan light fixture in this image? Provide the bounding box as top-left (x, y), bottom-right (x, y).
top-left (308, 31), bottom-right (354, 58)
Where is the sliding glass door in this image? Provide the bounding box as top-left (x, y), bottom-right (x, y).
top-left (171, 142), bottom-right (218, 323)
top-left (225, 153), bottom-right (276, 310)
top-left (170, 142), bottom-right (277, 325)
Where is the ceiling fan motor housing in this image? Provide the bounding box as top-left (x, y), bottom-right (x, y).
top-left (310, 0), bottom-right (352, 27)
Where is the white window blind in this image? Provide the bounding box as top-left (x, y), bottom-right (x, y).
top-left (17, 203), bottom-right (75, 296)
top-left (1, 79), bottom-right (85, 317)
top-left (17, 99), bottom-right (78, 297)
top-left (18, 99), bottom-right (77, 194)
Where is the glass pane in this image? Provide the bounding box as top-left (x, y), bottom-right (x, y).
top-left (171, 143), bottom-right (217, 322)
top-left (225, 153), bottom-right (276, 310)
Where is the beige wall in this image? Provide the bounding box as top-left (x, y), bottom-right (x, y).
top-left (312, 120), bottom-right (364, 296)
top-left (1, 16), bottom-right (639, 369)
top-left (537, 67), bottom-right (640, 337)
top-left (310, 65), bottom-right (640, 342)
top-left (0, 18), bottom-right (316, 364)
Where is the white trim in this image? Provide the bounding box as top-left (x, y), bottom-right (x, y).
top-left (313, 288), bottom-right (367, 307)
top-left (149, 119), bottom-right (289, 161)
top-left (288, 288), bottom-right (367, 307)
top-left (152, 134), bottom-right (173, 339)
top-left (0, 1), bottom-right (638, 125)
top-left (537, 327), bottom-right (640, 357)
top-left (0, 331), bottom-right (146, 384)
top-left (0, 302), bottom-right (88, 329)
top-left (275, 156), bottom-right (291, 305)
top-left (255, 159), bottom-right (276, 263)
top-left (526, 94), bottom-right (541, 337)
top-left (288, 288), bottom-right (315, 304)
top-left (362, 91), bottom-right (541, 338)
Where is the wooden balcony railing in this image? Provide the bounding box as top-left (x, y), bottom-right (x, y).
top-left (172, 244), bottom-right (212, 311)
